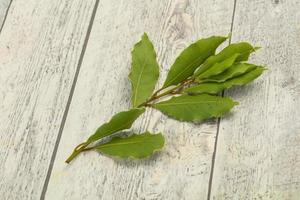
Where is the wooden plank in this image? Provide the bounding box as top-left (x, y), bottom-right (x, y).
top-left (0, 0), bottom-right (97, 199)
top-left (45, 0), bottom-right (234, 199)
top-left (210, 0), bottom-right (300, 199)
top-left (0, 0), bottom-right (10, 28)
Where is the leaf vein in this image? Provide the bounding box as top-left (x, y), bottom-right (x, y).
top-left (156, 101), bottom-right (227, 106)
top-left (133, 59), bottom-right (147, 106)
top-left (99, 140), bottom-right (147, 148)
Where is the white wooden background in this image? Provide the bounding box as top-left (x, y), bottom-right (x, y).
top-left (0, 0), bottom-right (299, 199)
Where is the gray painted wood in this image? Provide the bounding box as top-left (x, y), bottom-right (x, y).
top-left (0, 0), bottom-right (10, 28)
top-left (211, 0), bottom-right (300, 199)
top-left (0, 0), bottom-right (96, 199)
top-left (45, 0), bottom-right (234, 199)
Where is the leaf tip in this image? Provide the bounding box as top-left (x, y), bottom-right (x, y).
top-left (142, 32), bottom-right (149, 40)
top-left (262, 66), bottom-right (268, 70)
top-left (233, 101), bottom-right (239, 106)
top-left (254, 46), bottom-right (262, 51)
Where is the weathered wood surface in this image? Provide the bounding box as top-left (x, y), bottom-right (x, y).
top-left (210, 0), bottom-right (300, 199)
top-left (45, 0), bottom-right (234, 199)
top-left (0, 0), bottom-right (10, 29)
top-left (2, 0), bottom-right (299, 199)
top-left (0, 0), bottom-right (97, 199)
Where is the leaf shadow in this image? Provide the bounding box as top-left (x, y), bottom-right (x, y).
top-left (105, 151), bottom-right (163, 168)
top-left (225, 83), bottom-right (257, 98)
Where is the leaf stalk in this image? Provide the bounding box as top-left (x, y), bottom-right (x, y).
top-left (65, 141), bottom-right (90, 163)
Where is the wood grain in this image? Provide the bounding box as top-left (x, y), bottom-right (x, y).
top-left (0, 0), bottom-right (96, 199)
top-left (210, 0), bottom-right (300, 199)
top-left (45, 0), bottom-right (234, 199)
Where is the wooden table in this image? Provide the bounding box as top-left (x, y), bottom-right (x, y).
top-left (0, 0), bottom-right (299, 199)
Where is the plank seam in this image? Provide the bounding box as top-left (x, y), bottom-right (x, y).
top-left (0, 0), bottom-right (13, 34)
top-left (39, 0), bottom-right (101, 199)
top-left (206, 0), bottom-right (237, 199)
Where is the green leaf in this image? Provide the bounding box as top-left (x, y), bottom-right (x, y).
top-left (196, 53), bottom-right (239, 80)
top-left (95, 132), bottom-right (165, 159)
top-left (201, 63), bottom-right (257, 83)
top-left (185, 67), bottom-right (266, 94)
top-left (153, 94), bottom-right (238, 122)
top-left (87, 108), bottom-right (145, 143)
top-left (129, 33), bottom-right (160, 107)
top-left (194, 42), bottom-right (258, 76)
top-left (162, 36), bottom-right (227, 88)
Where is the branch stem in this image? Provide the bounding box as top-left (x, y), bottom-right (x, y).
top-left (138, 78), bottom-right (194, 107)
top-left (66, 78), bottom-right (195, 163)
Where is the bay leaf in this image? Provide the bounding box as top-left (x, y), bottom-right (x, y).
top-left (87, 108), bottom-right (145, 143)
top-left (194, 42), bottom-right (258, 76)
top-left (96, 132), bottom-right (164, 159)
top-left (185, 67), bottom-right (266, 94)
top-left (153, 94), bottom-right (238, 122)
top-left (201, 63), bottom-right (257, 83)
top-left (162, 36), bottom-right (227, 88)
top-left (129, 33), bottom-right (159, 107)
top-left (196, 53), bottom-right (239, 80)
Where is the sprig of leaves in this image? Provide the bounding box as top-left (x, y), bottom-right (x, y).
top-left (66, 33), bottom-right (266, 163)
